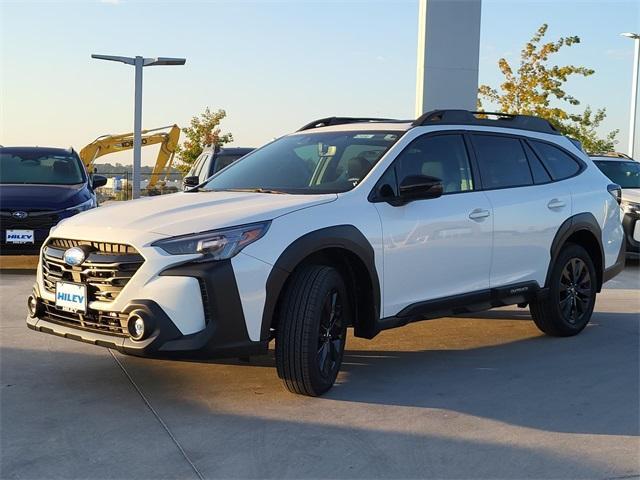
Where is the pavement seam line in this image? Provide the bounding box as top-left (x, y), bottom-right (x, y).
top-left (108, 349), bottom-right (205, 480)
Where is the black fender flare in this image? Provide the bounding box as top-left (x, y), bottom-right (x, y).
top-left (260, 225), bottom-right (380, 341)
top-left (546, 212), bottom-right (604, 290)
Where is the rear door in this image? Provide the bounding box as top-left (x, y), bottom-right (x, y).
top-left (469, 133), bottom-right (573, 288)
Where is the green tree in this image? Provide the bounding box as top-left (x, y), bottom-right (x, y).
top-left (478, 24), bottom-right (618, 152)
top-left (175, 108), bottom-right (233, 173)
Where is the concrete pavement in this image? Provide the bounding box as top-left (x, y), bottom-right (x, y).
top-left (1, 264), bottom-right (639, 479)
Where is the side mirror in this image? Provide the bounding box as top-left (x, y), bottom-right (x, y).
top-left (92, 175), bottom-right (107, 189)
top-left (183, 176), bottom-right (200, 189)
top-left (398, 175), bottom-right (443, 203)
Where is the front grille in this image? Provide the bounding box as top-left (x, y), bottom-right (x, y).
top-left (41, 300), bottom-right (129, 336)
top-left (42, 238), bottom-right (144, 302)
top-left (48, 238), bottom-right (137, 254)
top-left (0, 211), bottom-right (60, 230)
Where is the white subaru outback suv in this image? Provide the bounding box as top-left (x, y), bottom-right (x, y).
top-left (27, 110), bottom-right (626, 396)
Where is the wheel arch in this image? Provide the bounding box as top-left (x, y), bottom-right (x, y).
top-left (260, 225), bottom-right (381, 341)
top-left (547, 213), bottom-right (604, 292)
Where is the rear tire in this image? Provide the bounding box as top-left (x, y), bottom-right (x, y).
top-left (530, 243), bottom-right (597, 337)
top-left (275, 265), bottom-right (348, 396)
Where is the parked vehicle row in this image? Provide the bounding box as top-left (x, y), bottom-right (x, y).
top-left (25, 110), bottom-right (626, 396)
top-left (0, 145), bottom-right (254, 255)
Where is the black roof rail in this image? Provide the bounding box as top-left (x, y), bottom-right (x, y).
top-left (297, 116), bottom-right (407, 132)
top-left (412, 109), bottom-right (559, 135)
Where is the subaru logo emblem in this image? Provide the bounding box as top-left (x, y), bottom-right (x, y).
top-left (12, 211), bottom-right (28, 219)
top-left (63, 247), bottom-right (86, 266)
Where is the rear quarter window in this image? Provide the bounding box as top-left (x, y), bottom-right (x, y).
top-left (522, 141), bottom-right (552, 184)
top-left (530, 141), bottom-right (581, 180)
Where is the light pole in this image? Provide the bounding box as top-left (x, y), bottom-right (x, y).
top-left (91, 54), bottom-right (186, 199)
top-left (621, 33), bottom-right (639, 158)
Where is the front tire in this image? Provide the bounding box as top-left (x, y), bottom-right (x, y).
top-left (530, 243), bottom-right (597, 337)
top-left (275, 265), bottom-right (348, 396)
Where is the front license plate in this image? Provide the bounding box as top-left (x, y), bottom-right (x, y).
top-left (634, 221), bottom-right (640, 242)
top-left (55, 281), bottom-right (87, 313)
top-left (6, 229), bottom-right (34, 244)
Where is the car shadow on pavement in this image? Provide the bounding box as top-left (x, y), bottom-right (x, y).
top-left (1, 346), bottom-right (636, 479)
top-left (122, 310), bottom-right (637, 437)
top-left (329, 312), bottom-right (639, 437)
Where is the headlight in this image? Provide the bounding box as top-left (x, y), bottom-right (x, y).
top-left (65, 197), bottom-right (96, 213)
top-left (152, 221), bottom-right (270, 261)
top-left (622, 201), bottom-right (640, 214)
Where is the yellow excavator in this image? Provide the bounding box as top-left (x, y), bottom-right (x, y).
top-left (79, 125), bottom-right (180, 188)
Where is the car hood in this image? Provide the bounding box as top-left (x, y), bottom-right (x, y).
top-left (54, 191), bottom-right (337, 239)
top-left (0, 184), bottom-right (90, 211)
top-left (621, 188), bottom-right (640, 204)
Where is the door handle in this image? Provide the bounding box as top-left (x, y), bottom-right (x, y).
top-left (469, 208), bottom-right (491, 221)
top-left (547, 199), bottom-right (566, 210)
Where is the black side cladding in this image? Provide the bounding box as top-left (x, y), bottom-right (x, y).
top-left (261, 225), bottom-right (381, 341)
top-left (547, 213), bottom-right (605, 291)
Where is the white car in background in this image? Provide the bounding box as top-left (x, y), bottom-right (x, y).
top-left (591, 153), bottom-right (640, 259)
top-left (27, 110), bottom-right (625, 396)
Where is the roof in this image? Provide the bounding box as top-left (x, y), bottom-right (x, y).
top-left (292, 121), bottom-right (413, 134)
top-left (218, 147), bottom-right (255, 155)
top-left (201, 145), bottom-right (254, 155)
top-left (294, 110), bottom-right (559, 136)
top-left (0, 146), bottom-right (75, 157)
top-left (590, 153), bottom-right (637, 162)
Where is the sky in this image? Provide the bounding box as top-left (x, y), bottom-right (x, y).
top-left (1, 0), bottom-right (639, 167)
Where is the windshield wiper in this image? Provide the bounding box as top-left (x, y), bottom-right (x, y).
top-left (206, 188), bottom-right (288, 194)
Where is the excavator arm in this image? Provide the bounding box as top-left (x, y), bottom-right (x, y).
top-left (147, 125), bottom-right (180, 188)
top-left (79, 125), bottom-right (180, 188)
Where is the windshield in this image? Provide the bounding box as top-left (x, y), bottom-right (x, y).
top-left (594, 161), bottom-right (640, 189)
top-left (0, 151), bottom-right (86, 185)
top-left (201, 131), bottom-right (402, 194)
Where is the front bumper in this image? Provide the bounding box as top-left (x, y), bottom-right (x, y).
top-left (622, 211), bottom-right (640, 258)
top-left (27, 299), bottom-right (267, 358)
top-left (28, 257), bottom-right (269, 358)
top-left (1, 227), bottom-right (50, 255)
top-left (1, 208), bottom-right (83, 256)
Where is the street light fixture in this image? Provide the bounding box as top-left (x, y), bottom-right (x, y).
top-left (91, 54), bottom-right (186, 199)
top-left (621, 33), bottom-right (639, 158)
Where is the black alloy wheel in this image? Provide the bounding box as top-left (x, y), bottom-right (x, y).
top-left (317, 289), bottom-right (345, 380)
top-left (558, 258), bottom-right (593, 325)
top-left (530, 243), bottom-right (597, 337)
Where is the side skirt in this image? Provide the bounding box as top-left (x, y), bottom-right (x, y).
top-left (377, 281), bottom-right (542, 332)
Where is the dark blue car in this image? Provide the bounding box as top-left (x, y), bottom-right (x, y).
top-left (0, 146), bottom-right (107, 255)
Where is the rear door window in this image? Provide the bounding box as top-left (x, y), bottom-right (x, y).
top-left (530, 141), bottom-right (581, 180)
top-left (471, 135), bottom-right (533, 189)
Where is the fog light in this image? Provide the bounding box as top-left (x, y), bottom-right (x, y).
top-left (127, 313), bottom-right (147, 341)
top-left (27, 295), bottom-right (42, 318)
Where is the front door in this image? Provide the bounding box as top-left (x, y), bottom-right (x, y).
top-left (373, 133), bottom-right (493, 318)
